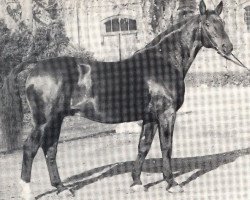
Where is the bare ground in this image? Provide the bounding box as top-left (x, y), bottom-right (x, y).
top-left (0, 86), bottom-right (250, 200)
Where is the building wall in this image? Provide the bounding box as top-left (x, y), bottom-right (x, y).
top-left (63, 0), bottom-right (250, 63)
top-left (0, 0), bottom-right (249, 67)
top-left (64, 0), bottom-right (148, 61)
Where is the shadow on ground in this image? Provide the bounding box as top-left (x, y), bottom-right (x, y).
top-left (36, 147), bottom-right (250, 199)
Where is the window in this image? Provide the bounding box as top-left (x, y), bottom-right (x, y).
top-left (120, 18), bottom-right (129, 31)
top-left (129, 19), bottom-right (137, 31)
top-left (105, 20), bottom-right (112, 32)
top-left (104, 17), bottom-right (137, 33)
top-left (244, 6), bottom-right (250, 31)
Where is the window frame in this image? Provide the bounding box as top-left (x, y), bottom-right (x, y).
top-left (101, 15), bottom-right (138, 36)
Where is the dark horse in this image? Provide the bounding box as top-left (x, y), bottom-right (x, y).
top-left (19, 1), bottom-right (233, 198)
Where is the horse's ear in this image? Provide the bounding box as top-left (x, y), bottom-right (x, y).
top-left (199, 0), bottom-right (206, 15)
top-left (215, 1), bottom-right (223, 15)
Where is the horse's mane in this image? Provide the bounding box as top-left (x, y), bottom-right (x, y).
top-left (135, 15), bottom-right (198, 54)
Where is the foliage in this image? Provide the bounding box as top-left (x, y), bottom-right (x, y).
top-left (31, 20), bottom-right (70, 60)
top-left (6, 1), bottom-right (22, 22)
top-left (0, 22), bottom-right (32, 85)
top-left (141, 0), bottom-right (175, 33)
top-left (0, 3), bottom-right (70, 151)
top-left (0, 10), bottom-right (94, 152)
top-left (62, 44), bottom-right (96, 62)
top-left (0, 73), bottom-right (23, 152)
top-left (141, 0), bottom-right (197, 34)
top-left (0, 19), bottom-right (71, 86)
top-left (185, 72), bottom-right (250, 87)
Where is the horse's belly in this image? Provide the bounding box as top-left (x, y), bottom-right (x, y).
top-left (71, 93), bottom-right (149, 123)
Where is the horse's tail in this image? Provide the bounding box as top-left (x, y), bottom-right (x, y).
top-left (0, 60), bottom-right (36, 152)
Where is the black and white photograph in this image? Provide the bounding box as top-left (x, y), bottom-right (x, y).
top-left (0, 0), bottom-right (249, 199)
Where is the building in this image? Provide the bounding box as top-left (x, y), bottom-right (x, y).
top-left (63, 0), bottom-right (148, 61)
top-left (63, 0), bottom-right (250, 64)
top-left (0, 0), bottom-right (250, 65)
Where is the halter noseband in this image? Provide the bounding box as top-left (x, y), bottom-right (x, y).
top-left (200, 16), bottom-right (249, 71)
top-left (200, 19), bottom-right (221, 54)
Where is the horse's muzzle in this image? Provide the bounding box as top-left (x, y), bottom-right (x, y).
top-left (222, 43), bottom-right (233, 55)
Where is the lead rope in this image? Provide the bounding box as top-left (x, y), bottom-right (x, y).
top-left (230, 53), bottom-right (250, 71)
top-left (201, 23), bottom-right (250, 71)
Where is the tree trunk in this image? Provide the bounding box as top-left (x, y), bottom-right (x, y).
top-left (141, 0), bottom-right (178, 34)
top-left (21, 0), bottom-right (33, 28)
top-left (177, 0), bottom-right (197, 21)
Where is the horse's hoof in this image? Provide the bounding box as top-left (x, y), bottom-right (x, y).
top-left (57, 188), bottom-right (75, 198)
top-left (167, 184), bottom-right (184, 193)
top-left (20, 192), bottom-right (34, 200)
top-left (130, 183), bottom-right (145, 192)
top-left (19, 180), bottom-right (34, 200)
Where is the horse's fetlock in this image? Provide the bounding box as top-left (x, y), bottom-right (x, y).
top-left (23, 144), bottom-right (36, 158)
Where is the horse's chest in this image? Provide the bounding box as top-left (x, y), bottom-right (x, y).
top-left (147, 80), bottom-right (185, 113)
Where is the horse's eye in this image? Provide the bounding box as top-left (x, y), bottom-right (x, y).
top-left (205, 22), bottom-right (210, 27)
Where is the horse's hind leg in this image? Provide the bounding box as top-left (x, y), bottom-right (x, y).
top-left (41, 113), bottom-right (68, 193)
top-left (20, 124), bottom-right (43, 199)
top-left (131, 122), bottom-right (157, 189)
top-left (21, 126), bottom-right (42, 182)
top-left (158, 107), bottom-right (183, 193)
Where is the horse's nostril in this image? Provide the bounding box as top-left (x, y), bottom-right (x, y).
top-left (222, 44), bottom-right (233, 54)
top-left (222, 45), bottom-right (227, 53)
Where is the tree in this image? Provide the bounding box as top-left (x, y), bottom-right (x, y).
top-left (0, 0), bottom-right (95, 152)
top-left (141, 0), bottom-right (177, 34)
top-left (177, 0), bottom-right (197, 21)
top-left (141, 0), bottom-right (197, 34)
top-left (0, 0), bottom-right (66, 152)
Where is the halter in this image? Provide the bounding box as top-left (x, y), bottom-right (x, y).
top-left (200, 17), bottom-right (249, 71)
top-left (200, 20), bottom-right (221, 53)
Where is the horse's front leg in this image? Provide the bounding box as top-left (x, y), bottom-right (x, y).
top-left (131, 121), bottom-right (158, 190)
top-left (158, 106), bottom-right (184, 193)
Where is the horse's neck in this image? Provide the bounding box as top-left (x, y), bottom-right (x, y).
top-left (180, 17), bottom-right (203, 76)
top-left (181, 18), bottom-right (202, 77)
top-left (160, 17), bottom-right (202, 77)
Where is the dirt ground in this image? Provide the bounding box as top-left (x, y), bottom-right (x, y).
top-left (0, 86), bottom-right (250, 200)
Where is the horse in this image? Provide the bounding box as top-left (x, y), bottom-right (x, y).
top-left (18, 0), bottom-right (233, 198)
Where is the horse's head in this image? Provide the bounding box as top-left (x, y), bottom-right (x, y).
top-left (199, 0), bottom-right (233, 56)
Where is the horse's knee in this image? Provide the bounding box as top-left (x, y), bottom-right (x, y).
top-left (42, 142), bottom-right (58, 161)
top-left (139, 140), bottom-right (152, 153)
top-left (46, 146), bottom-right (57, 160)
top-left (23, 139), bottom-right (39, 159)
